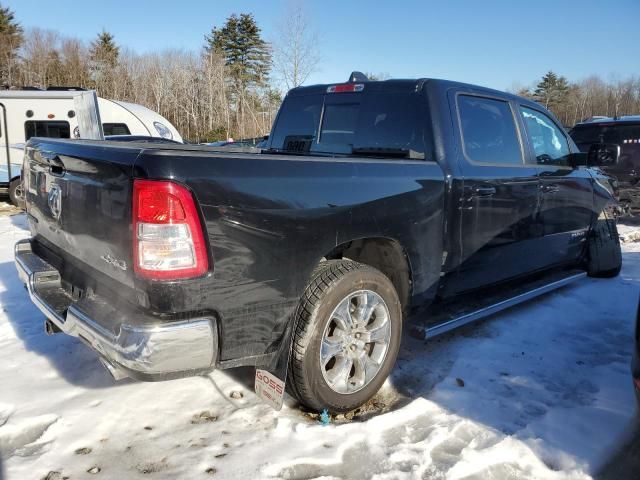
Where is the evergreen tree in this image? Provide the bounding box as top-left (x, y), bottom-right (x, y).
top-left (205, 13), bottom-right (271, 137)
top-left (90, 30), bottom-right (119, 68)
top-left (0, 3), bottom-right (23, 87)
top-left (205, 13), bottom-right (271, 90)
top-left (89, 30), bottom-right (119, 96)
top-left (534, 71), bottom-right (569, 109)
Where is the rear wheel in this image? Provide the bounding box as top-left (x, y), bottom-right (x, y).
top-left (288, 260), bottom-right (402, 413)
top-left (587, 215), bottom-right (622, 278)
top-left (9, 178), bottom-right (25, 209)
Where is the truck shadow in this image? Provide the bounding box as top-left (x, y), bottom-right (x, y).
top-left (0, 259), bottom-right (128, 389)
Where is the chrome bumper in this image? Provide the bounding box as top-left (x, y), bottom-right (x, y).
top-left (14, 239), bottom-right (218, 380)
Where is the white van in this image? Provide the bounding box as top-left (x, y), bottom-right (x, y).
top-left (0, 89), bottom-right (182, 205)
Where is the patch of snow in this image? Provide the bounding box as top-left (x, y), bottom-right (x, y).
top-left (0, 212), bottom-right (638, 479)
top-left (0, 414), bottom-right (58, 458)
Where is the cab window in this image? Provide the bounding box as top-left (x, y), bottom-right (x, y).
top-left (458, 95), bottom-right (523, 165)
top-left (24, 121), bottom-right (71, 141)
top-left (520, 107), bottom-right (570, 166)
top-left (269, 91), bottom-right (428, 159)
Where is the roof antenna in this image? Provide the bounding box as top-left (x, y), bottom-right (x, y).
top-left (348, 71), bottom-right (369, 83)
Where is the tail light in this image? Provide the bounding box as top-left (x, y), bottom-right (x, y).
top-left (132, 179), bottom-right (209, 280)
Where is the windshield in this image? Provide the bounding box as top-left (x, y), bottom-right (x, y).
top-left (268, 90), bottom-right (430, 159)
top-left (570, 123), bottom-right (640, 145)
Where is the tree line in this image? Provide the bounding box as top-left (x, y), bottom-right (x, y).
top-left (514, 71), bottom-right (640, 127)
top-left (0, 4), bottom-right (319, 142)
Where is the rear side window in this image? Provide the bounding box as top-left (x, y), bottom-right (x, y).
top-left (458, 95), bottom-right (522, 165)
top-left (103, 123), bottom-right (132, 136)
top-left (24, 121), bottom-right (71, 141)
top-left (520, 107), bottom-right (570, 166)
top-left (269, 95), bottom-right (322, 153)
top-left (269, 90), bottom-right (428, 159)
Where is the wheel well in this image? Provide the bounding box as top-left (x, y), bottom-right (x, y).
top-left (324, 238), bottom-right (412, 312)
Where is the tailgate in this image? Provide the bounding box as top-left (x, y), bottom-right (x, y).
top-left (23, 138), bottom-right (141, 289)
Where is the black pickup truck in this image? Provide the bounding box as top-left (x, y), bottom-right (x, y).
top-left (15, 75), bottom-right (622, 413)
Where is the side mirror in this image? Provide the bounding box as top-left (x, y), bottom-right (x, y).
top-left (587, 143), bottom-right (620, 167)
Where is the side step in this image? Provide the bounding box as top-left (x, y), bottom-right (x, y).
top-left (410, 270), bottom-right (587, 339)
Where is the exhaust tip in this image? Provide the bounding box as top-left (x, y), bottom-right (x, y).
top-left (99, 358), bottom-right (128, 381)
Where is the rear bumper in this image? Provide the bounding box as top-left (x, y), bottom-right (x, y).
top-left (14, 239), bottom-right (218, 381)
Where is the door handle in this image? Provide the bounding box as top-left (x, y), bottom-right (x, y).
top-left (472, 186), bottom-right (496, 197)
top-left (541, 184), bottom-right (560, 194)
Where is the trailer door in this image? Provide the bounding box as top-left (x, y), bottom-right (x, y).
top-left (0, 102), bottom-right (11, 190)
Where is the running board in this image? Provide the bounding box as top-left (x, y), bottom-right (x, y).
top-left (412, 271), bottom-right (587, 339)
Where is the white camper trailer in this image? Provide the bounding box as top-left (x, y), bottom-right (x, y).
top-left (0, 88), bottom-right (182, 205)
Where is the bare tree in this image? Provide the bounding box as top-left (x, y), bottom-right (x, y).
top-left (60, 38), bottom-right (91, 87)
top-left (272, 0), bottom-right (320, 90)
top-left (19, 28), bottom-right (63, 87)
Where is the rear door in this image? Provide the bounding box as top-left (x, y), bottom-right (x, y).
top-left (444, 91), bottom-right (542, 293)
top-left (518, 105), bottom-right (593, 266)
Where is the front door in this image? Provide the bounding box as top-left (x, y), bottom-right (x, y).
top-left (518, 105), bottom-right (593, 266)
top-left (444, 92), bottom-right (542, 294)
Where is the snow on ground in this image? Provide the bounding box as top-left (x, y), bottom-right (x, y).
top-left (0, 211), bottom-right (638, 480)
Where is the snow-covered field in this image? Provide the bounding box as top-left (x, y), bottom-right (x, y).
top-left (1, 211), bottom-right (638, 480)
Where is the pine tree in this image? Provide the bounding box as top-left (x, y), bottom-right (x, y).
top-left (205, 13), bottom-right (271, 137)
top-left (205, 13), bottom-right (271, 90)
top-left (0, 3), bottom-right (23, 87)
top-left (534, 71), bottom-right (569, 109)
top-left (90, 30), bottom-right (119, 68)
top-left (89, 30), bottom-right (119, 96)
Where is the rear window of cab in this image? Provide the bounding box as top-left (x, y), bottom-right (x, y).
top-left (268, 90), bottom-right (431, 160)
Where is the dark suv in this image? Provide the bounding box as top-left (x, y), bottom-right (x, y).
top-left (570, 117), bottom-right (640, 213)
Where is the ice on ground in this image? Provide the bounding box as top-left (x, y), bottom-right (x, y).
top-left (0, 211), bottom-right (638, 480)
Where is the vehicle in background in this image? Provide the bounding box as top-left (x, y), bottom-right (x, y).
top-left (569, 116), bottom-right (640, 214)
top-left (0, 88), bottom-right (182, 206)
top-left (203, 140), bottom-right (231, 147)
top-left (203, 136), bottom-right (268, 148)
top-left (15, 74), bottom-right (621, 413)
top-left (105, 135), bottom-right (182, 144)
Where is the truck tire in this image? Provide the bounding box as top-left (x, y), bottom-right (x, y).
top-left (288, 260), bottom-right (402, 413)
top-left (9, 178), bottom-right (25, 209)
top-left (587, 216), bottom-right (622, 278)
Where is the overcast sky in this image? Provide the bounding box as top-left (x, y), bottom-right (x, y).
top-left (5, 0), bottom-right (639, 90)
